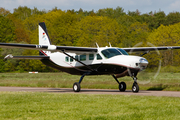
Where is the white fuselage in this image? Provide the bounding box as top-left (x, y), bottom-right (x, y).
top-left (43, 47), bottom-right (148, 74)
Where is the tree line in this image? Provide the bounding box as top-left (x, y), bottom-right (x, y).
top-left (1, 6), bottom-right (180, 72)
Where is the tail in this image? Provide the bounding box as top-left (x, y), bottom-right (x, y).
top-left (39, 22), bottom-right (51, 45)
top-left (39, 22), bottom-right (51, 55)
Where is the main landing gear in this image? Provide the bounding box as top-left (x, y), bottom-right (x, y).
top-left (112, 75), bottom-right (139, 93)
top-left (73, 73), bottom-right (89, 92)
top-left (112, 75), bottom-right (126, 92)
top-left (73, 82), bottom-right (81, 92)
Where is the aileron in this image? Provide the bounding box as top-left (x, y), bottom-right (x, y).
top-left (122, 46), bottom-right (180, 52)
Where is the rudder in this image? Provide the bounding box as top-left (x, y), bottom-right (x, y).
top-left (39, 22), bottom-right (51, 45)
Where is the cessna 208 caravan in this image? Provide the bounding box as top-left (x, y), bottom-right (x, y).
top-left (1, 22), bottom-right (180, 93)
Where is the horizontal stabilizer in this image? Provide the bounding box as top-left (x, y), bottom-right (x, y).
top-left (4, 54), bottom-right (49, 60)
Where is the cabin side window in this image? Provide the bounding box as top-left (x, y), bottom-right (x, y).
top-left (65, 56), bottom-right (69, 62)
top-left (75, 55), bottom-right (79, 60)
top-left (97, 54), bottom-right (102, 60)
top-left (80, 54), bottom-right (86, 61)
top-left (70, 57), bottom-right (73, 62)
top-left (89, 54), bottom-right (94, 60)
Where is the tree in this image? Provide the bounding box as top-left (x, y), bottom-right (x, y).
top-left (75, 16), bottom-right (127, 47)
top-left (50, 11), bottom-right (83, 46)
top-left (152, 11), bottom-right (166, 29)
top-left (13, 6), bottom-right (32, 20)
top-left (32, 7), bottom-right (46, 15)
top-left (7, 13), bottom-right (30, 43)
top-left (123, 22), bottom-right (150, 47)
top-left (128, 11), bottom-right (166, 30)
top-left (0, 7), bottom-right (11, 16)
top-left (148, 23), bottom-right (180, 66)
top-left (0, 15), bottom-right (15, 42)
top-left (165, 12), bottom-right (180, 25)
top-left (116, 15), bottom-right (137, 27)
top-left (97, 6), bottom-right (125, 19)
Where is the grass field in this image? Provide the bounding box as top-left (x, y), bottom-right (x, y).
top-left (0, 92), bottom-right (180, 120)
top-left (0, 72), bottom-right (180, 119)
top-left (0, 72), bottom-right (180, 91)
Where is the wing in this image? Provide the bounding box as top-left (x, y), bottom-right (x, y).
top-left (0, 43), bottom-right (98, 53)
top-left (1, 43), bottom-right (180, 53)
top-left (122, 46), bottom-right (180, 52)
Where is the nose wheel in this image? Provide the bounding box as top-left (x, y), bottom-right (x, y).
top-left (132, 77), bottom-right (139, 93)
top-left (132, 82), bottom-right (139, 92)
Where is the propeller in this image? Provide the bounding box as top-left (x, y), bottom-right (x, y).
top-left (129, 42), bottom-right (162, 84)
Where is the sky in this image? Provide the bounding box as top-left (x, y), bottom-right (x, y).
top-left (1, 0), bottom-right (180, 15)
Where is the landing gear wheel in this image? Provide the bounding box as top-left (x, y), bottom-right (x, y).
top-left (73, 82), bottom-right (81, 92)
top-left (132, 82), bottom-right (139, 93)
top-left (119, 82), bottom-right (126, 92)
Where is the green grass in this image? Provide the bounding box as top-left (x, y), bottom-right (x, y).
top-left (0, 73), bottom-right (180, 120)
top-left (0, 72), bottom-right (180, 91)
top-left (0, 92), bottom-right (180, 120)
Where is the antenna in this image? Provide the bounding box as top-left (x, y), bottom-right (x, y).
top-left (95, 43), bottom-right (99, 48)
top-left (109, 42), bottom-right (112, 47)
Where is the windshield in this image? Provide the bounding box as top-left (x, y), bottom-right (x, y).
top-left (101, 48), bottom-right (122, 58)
top-left (117, 48), bottom-right (129, 55)
top-left (101, 48), bottom-right (129, 59)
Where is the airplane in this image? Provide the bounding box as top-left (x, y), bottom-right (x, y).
top-left (1, 22), bottom-right (180, 93)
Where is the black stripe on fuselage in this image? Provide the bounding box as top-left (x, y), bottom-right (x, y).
top-left (40, 58), bottom-right (140, 76)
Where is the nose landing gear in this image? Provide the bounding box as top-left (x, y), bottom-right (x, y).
top-left (113, 74), bottom-right (140, 93)
top-left (132, 77), bottom-right (139, 93)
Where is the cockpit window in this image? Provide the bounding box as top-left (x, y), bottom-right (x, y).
top-left (117, 48), bottom-right (129, 55)
top-left (97, 54), bottom-right (102, 60)
top-left (101, 48), bottom-right (128, 59)
top-left (101, 48), bottom-right (122, 58)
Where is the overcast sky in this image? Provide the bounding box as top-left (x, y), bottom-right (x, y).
top-left (1, 0), bottom-right (180, 15)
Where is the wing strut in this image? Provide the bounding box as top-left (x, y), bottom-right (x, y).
top-left (61, 50), bottom-right (95, 72)
top-left (140, 51), bottom-right (150, 57)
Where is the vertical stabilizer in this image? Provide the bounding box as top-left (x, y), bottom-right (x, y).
top-left (39, 22), bottom-right (51, 45)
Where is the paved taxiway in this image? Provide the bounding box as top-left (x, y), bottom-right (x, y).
top-left (0, 86), bottom-right (180, 97)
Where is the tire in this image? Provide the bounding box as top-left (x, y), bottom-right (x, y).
top-left (132, 82), bottom-right (139, 93)
top-left (73, 82), bottom-right (81, 92)
top-left (119, 82), bottom-right (126, 92)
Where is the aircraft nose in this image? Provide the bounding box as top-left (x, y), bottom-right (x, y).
top-left (139, 58), bottom-right (148, 70)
